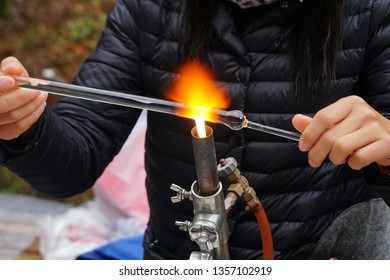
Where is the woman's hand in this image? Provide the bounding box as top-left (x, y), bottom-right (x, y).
top-left (0, 56), bottom-right (47, 140)
top-left (292, 95), bottom-right (390, 170)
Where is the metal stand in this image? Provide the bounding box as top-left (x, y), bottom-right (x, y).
top-left (171, 182), bottom-right (229, 260)
top-left (170, 125), bottom-right (230, 260)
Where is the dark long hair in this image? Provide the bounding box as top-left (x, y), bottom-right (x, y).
top-left (178, 0), bottom-right (343, 98)
top-left (181, 0), bottom-right (215, 60)
top-left (291, 0), bottom-right (343, 98)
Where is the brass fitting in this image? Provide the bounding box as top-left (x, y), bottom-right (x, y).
top-left (218, 157), bottom-right (260, 212)
top-left (242, 187), bottom-right (257, 202)
top-left (244, 190), bottom-right (260, 212)
top-left (226, 168), bottom-right (241, 182)
top-left (218, 158), bottom-right (250, 190)
top-left (227, 183), bottom-right (245, 197)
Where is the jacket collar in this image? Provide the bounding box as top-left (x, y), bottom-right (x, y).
top-left (210, 2), bottom-right (247, 58)
top-left (209, 0), bottom-right (303, 59)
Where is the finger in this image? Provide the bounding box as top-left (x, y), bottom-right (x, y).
top-left (292, 114), bottom-right (312, 133)
top-left (300, 97), bottom-right (354, 152)
top-left (0, 92), bottom-right (48, 126)
top-left (0, 89), bottom-right (44, 111)
top-left (292, 114), bottom-right (313, 152)
top-left (328, 126), bottom-right (378, 166)
top-left (1, 56), bottom-right (29, 77)
top-left (348, 139), bottom-right (390, 170)
top-left (0, 76), bottom-right (16, 92)
top-left (0, 102), bottom-right (46, 140)
top-left (307, 115), bottom-right (363, 167)
top-left (377, 158), bottom-right (390, 167)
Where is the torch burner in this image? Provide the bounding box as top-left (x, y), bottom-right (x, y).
top-left (171, 125), bottom-right (230, 260)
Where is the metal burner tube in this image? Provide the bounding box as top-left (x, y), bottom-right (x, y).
top-left (191, 125), bottom-right (230, 259)
top-left (191, 182), bottom-right (230, 260)
top-left (191, 126), bottom-right (219, 196)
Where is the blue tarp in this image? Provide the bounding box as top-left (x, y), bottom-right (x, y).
top-left (76, 234), bottom-right (144, 260)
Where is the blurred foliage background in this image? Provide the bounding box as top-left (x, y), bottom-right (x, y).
top-left (0, 0), bottom-right (116, 204)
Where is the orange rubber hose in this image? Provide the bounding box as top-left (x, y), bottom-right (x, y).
top-left (250, 200), bottom-right (274, 260)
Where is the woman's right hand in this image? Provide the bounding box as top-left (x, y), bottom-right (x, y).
top-left (0, 57), bottom-right (48, 140)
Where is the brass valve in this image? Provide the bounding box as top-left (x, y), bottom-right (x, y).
top-left (218, 157), bottom-right (260, 211)
top-left (218, 158), bottom-right (250, 190)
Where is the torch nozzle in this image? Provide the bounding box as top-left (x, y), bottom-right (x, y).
top-left (1, 74), bottom-right (301, 141)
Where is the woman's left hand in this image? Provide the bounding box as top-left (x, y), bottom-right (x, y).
top-left (292, 95), bottom-right (390, 170)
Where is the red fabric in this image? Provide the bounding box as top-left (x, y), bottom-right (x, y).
top-left (95, 112), bottom-right (149, 225)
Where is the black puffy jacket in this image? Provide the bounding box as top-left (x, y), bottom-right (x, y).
top-left (1, 0), bottom-right (390, 259)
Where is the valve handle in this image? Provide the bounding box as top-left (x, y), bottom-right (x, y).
top-left (217, 157), bottom-right (237, 177)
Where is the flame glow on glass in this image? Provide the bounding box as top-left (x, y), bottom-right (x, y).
top-left (165, 61), bottom-right (230, 137)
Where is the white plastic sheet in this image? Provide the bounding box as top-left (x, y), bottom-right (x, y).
top-left (39, 111), bottom-right (149, 259)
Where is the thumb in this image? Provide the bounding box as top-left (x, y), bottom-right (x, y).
top-left (1, 56), bottom-right (29, 77)
top-left (292, 114), bottom-right (312, 133)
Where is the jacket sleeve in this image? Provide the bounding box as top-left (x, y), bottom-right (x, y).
top-left (0, 0), bottom-right (143, 197)
top-left (359, 0), bottom-right (390, 205)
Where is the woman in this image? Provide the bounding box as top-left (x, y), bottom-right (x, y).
top-left (1, 0), bottom-right (390, 259)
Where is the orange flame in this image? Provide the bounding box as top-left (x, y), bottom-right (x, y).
top-left (165, 61), bottom-right (230, 124)
top-left (195, 118), bottom-right (207, 138)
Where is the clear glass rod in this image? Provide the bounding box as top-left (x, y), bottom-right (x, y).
top-left (1, 74), bottom-right (301, 141)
